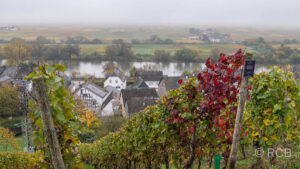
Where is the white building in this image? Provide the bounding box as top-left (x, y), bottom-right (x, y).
top-left (74, 82), bottom-right (110, 112)
top-left (135, 71), bottom-right (163, 91)
top-left (104, 69), bottom-right (126, 90)
top-left (100, 92), bottom-right (121, 116)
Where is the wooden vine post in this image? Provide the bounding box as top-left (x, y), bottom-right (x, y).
top-left (33, 77), bottom-right (66, 169)
top-left (228, 55), bottom-right (255, 169)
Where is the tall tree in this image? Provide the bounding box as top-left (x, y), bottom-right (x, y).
top-left (0, 84), bottom-right (20, 117)
top-left (103, 61), bottom-right (116, 75)
top-left (4, 39), bottom-right (31, 66)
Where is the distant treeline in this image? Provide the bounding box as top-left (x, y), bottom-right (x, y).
top-left (0, 38), bottom-right (204, 64)
top-left (0, 34), bottom-right (175, 45)
top-left (1, 37), bottom-right (300, 64)
top-left (242, 37), bottom-right (300, 62)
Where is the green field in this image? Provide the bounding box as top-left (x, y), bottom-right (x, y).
top-left (78, 43), bottom-right (246, 56)
top-left (272, 44), bottom-right (300, 50)
top-left (1, 26), bottom-right (300, 42)
top-left (1, 25), bottom-right (299, 60)
top-left (0, 43), bottom-right (246, 56)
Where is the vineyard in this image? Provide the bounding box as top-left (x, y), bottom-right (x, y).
top-left (78, 50), bottom-right (299, 168)
top-left (0, 50), bottom-right (299, 169)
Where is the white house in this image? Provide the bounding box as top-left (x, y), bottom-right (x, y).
top-left (135, 71), bottom-right (163, 91)
top-left (74, 82), bottom-right (110, 112)
top-left (104, 69), bottom-right (126, 90)
top-left (100, 92), bottom-right (121, 116)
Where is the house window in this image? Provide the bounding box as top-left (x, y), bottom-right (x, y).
top-left (116, 86), bottom-right (120, 89)
top-left (109, 79), bottom-right (112, 83)
top-left (115, 79), bottom-right (118, 83)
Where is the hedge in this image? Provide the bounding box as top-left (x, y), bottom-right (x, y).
top-left (0, 151), bottom-right (46, 169)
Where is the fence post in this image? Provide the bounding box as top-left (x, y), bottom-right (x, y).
top-left (228, 57), bottom-right (255, 169)
top-left (33, 77), bottom-right (65, 169)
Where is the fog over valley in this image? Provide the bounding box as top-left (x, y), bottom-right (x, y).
top-left (1, 0), bottom-right (300, 28)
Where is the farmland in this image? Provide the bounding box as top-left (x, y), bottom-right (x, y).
top-left (79, 43), bottom-right (246, 56)
top-left (272, 43), bottom-right (300, 50)
top-left (1, 26), bottom-right (300, 63)
top-left (1, 26), bottom-right (300, 42)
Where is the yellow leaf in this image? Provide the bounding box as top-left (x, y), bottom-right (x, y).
top-left (285, 113), bottom-right (291, 126)
top-left (286, 134), bottom-right (292, 141)
top-left (290, 101), bottom-right (295, 107)
top-left (252, 131), bottom-right (259, 137)
top-left (263, 119), bottom-right (269, 125)
top-left (263, 137), bottom-right (268, 141)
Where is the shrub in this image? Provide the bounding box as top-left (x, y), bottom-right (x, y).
top-left (78, 128), bottom-right (98, 143)
top-left (0, 83), bottom-right (20, 117)
top-left (0, 127), bottom-right (20, 152)
top-left (153, 50), bottom-right (171, 62)
top-left (174, 48), bottom-right (198, 62)
top-left (0, 151), bottom-right (45, 169)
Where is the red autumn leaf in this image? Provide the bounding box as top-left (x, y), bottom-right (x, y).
top-left (197, 73), bottom-right (202, 80)
top-left (178, 79), bottom-right (183, 84)
top-left (234, 74), bottom-right (241, 81)
top-left (189, 127), bottom-right (194, 134)
top-left (174, 118), bottom-right (179, 124)
top-left (205, 58), bottom-right (215, 70)
top-left (218, 119), bottom-right (226, 127)
top-left (222, 76), bottom-right (229, 82)
top-left (227, 67), bottom-right (232, 75)
top-left (218, 53), bottom-right (227, 63)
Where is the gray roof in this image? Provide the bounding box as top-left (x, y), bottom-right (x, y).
top-left (0, 66), bottom-right (33, 81)
top-left (74, 82), bottom-right (108, 98)
top-left (101, 92), bottom-right (113, 109)
top-left (84, 83), bottom-right (108, 98)
top-left (126, 97), bottom-right (156, 115)
top-left (105, 85), bottom-right (120, 98)
top-left (121, 88), bottom-right (158, 104)
top-left (135, 71), bottom-right (163, 81)
top-left (121, 88), bottom-right (158, 115)
top-left (0, 66), bottom-right (17, 79)
top-left (0, 76), bottom-right (12, 82)
top-left (57, 71), bottom-right (72, 87)
top-left (0, 66), bottom-right (6, 75)
top-left (159, 76), bottom-right (183, 91)
top-left (15, 66), bottom-right (33, 80)
top-left (105, 68), bottom-right (126, 82)
top-left (129, 77), bottom-right (149, 89)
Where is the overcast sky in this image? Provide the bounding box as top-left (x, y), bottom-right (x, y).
top-left (0, 0), bottom-right (299, 27)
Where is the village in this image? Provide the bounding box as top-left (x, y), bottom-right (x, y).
top-left (188, 28), bottom-right (231, 43)
top-left (0, 64), bottom-right (187, 120)
top-left (1, 0), bottom-right (300, 167)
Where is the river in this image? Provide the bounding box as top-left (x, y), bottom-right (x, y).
top-left (1, 59), bottom-right (299, 78)
top-left (47, 60), bottom-right (294, 78)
